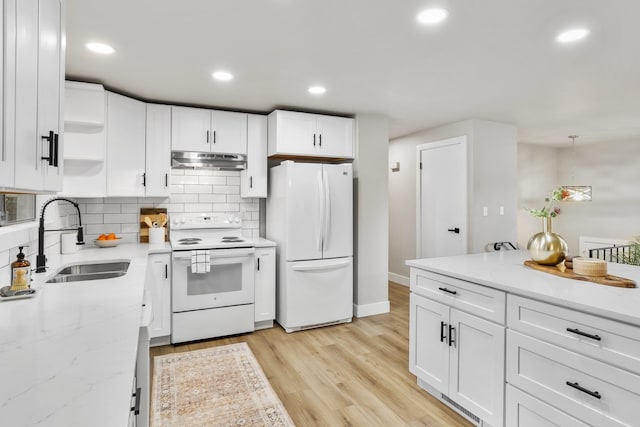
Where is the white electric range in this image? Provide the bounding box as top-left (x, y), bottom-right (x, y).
top-left (169, 213), bottom-right (256, 343)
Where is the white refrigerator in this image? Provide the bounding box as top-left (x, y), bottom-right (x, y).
top-left (267, 161), bottom-right (353, 332)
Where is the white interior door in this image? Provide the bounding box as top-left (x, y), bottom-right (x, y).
top-left (285, 162), bottom-right (323, 261)
top-left (322, 163), bottom-right (353, 259)
top-left (417, 136), bottom-right (467, 258)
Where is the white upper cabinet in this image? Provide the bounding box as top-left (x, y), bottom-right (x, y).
top-left (240, 114), bottom-right (267, 198)
top-left (0, 0), bottom-right (16, 188)
top-left (106, 92), bottom-right (146, 197)
top-left (12, 0), bottom-right (64, 192)
top-left (171, 106), bottom-right (247, 155)
top-left (268, 110), bottom-right (354, 159)
top-left (145, 104), bottom-right (171, 197)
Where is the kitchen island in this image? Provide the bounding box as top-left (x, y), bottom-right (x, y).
top-left (0, 243), bottom-right (169, 427)
top-left (407, 250), bottom-right (640, 427)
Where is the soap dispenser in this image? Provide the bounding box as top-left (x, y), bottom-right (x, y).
top-left (10, 246), bottom-right (31, 291)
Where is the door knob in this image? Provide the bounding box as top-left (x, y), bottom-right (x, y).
top-left (447, 227), bottom-right (460, 234)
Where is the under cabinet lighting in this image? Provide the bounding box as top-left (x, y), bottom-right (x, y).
top-left (308, 86), bottom-right (326, 95)
top-left (85, 42), bottom-right (115, 55)
top-left (556, 28), bottom-right (589, 43)
top-left (212, 71), bottom-right (234, 81)
top-left (416, 8), bottom-right (449, 25)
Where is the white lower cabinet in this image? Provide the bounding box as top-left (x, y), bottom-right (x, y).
top-left (409, 275), bottom-right (505, 427)
top-left (146, 253), bottom-right (171, 342)
top-left (506, 384), bottom-right (588, 427)
top-left (254, 247), bottom-right (275, 328)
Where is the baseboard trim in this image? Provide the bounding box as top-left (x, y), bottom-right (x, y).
top-left (353, 300), bottom-right (390, 318)
top-left (388, 272), bottom-right (409, 287)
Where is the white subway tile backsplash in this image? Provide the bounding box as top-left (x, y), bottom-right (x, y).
top-left (184, 203), bottom-right (213, 213)
top-left (82, 213), bottom-right (106, 224)
top-left (104, 214), bottom-right (138, 224)
top-left (198, 176), bottom-right (227, 185)
top-left (226, 176), bottom-right (240, 185)
top-left (121, 223), bottom-right (140, 233)
top-left (154, 203), bottom-right (185, 213)
top-left (184, 184), bottom-right (213, 194)
top-left (185, 169), bottom-right (213, 176)
top-left (86, 224), bottom-right (122, 235)
top-left (121, 203), bottom-right (141, 213)
top-left (170, 194), bottom-right (200, 203)
top-left (226, 194), bottom-right (241, 203)
top-left (138, 197), bottom-right (169, 204)
top-left (213, 185), bottom-right (239, 194)
top-left (172, 175), bottom-right (199, 185)
top-left (213, 203), bottom-right (240, 212)
top-left (170, 184), bottom-right (185, 193)
top-left (86, 204), bottom-right (121, 214)
top-left (199, 194), bottom-right (226, 203)
top-left (106, 197), bottom-right (137, 204)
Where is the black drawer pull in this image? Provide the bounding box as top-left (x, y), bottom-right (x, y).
top-left (438, 287), bottom-right (457, 295)
top-left (448, 324), bottom-right (455, 347)
top-left (566, 381), bottom-right (601, 399)
top-left (566, 328), bottom-right (601, 341)
top-left (447, 227), bottom-right (460, 234)
top-left (440, 321), bottom-right (446, 342)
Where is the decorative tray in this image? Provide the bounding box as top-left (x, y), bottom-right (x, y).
top-left (0, 286), bottom-right (38, 301)
top-left (523, 260), bottom-right (636, 288)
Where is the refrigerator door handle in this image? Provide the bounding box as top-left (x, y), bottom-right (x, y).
top-left (291, 259), bottom-right (351, 271)
top-left (322, 170), bottom-right (331, 251)
top-left (317, 170), bottom-right (324, 252)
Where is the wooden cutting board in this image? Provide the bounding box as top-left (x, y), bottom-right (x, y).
top-left (140, 208), bottom-right (168, 243)
top-left (523, 260), bottom-right (636, 288)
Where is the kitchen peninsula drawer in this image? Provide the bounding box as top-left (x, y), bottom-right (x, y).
top-left (410, 268), bottom-right (505, 324)
top-left (507, 294), bottom-right (640, 374)
top-left (506, 384), bottom-right (588, 427)
top-left (507, 330), bottom-right (640, 427)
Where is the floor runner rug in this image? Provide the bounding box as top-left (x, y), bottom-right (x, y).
top-left (151, 342), bottom-right (295, 426)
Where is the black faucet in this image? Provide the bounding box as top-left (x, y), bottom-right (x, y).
top-left (35, 197), bottom-right (85, 273)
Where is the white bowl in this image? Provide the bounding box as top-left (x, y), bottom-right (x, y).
top-left (94, 238), bottom-right (121, 248)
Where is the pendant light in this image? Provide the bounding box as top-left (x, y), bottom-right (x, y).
top-left (561, 135), bottom-right (592, 201)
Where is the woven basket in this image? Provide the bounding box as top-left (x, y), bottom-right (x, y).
top-left (573, 258), bottom-right (608, 277)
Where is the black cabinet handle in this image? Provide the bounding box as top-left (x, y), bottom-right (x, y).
top-left (213, 130), bottom-right (216, 144)
top-left (566, 381), bottom-right (601, 399)
top-left (319, 134), bottom-right (322, 147)
top-left (165, 173), bottom-right (168, 187)
top-left (53, 133), bottom-right (59, 167)
top-left (142, 172), bottom-right (146, 187)
top-left (41, 131), bottom-right (55, 165)
top-left (249, 176), bottom-right (253, 189)
top-left (313, 133), bottom-right (316, 147)
top-left (566, 328), bottom-right (601, 341)
top-left (438, 287), bottom-right (457, 295)
top-left (206, 130), bottom-right (210, 143)
top-left (440, 321), bottom-right (446, 342)
top-left (257, 257), bottom-right (260, 271)
top-left (131, 387), bottom-right (142, 415)
top-left (447, 227), bottom-right (460, 234)
top-left (165, 264), bottom-right (168, 279)
top-left (448, 325), bottom-right (455, 346)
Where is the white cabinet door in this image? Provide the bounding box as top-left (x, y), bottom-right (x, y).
top-left (0, 0), bottom-right (16, 188)
top-left (254, 247), bottom-right (275, 324)
top-left (240, 114), bottom-right (267, 198)
top-left (211, 110), bottom-right (247, 155)
top-left (171, 106), bottom-right (210, 152)
top-left (409, 293), bottom-right (450, 395)
top-left (506, 384), bottom-right (589, 427)
top-left (106, 92), bottom-right (146, 196)
top-left (38, 0), bottom-right (63, 192)
top-left (147, 253), bottom-right (171, 340)
top-left (449, 308), bottom-right (505, 427)
top-left (145, 104), bottom-right (171, 197)
top-left (268, 110), bottom-right (316, 156)
top-left (13, 0), bottom-right (40, 191)
top-left (317, 115), bottom-right (353, 158)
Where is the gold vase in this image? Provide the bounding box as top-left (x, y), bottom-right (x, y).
top-left (527, 217), bottom-right (568, 266)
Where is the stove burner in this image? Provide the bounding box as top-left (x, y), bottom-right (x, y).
top-left (179, 241), bottom-right (200, 245)
top-left (178, 238), bottom-right (202, 242)
top-left (222, 237), bottom-right (244, 242)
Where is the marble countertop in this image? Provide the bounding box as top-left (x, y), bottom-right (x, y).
top-left (0, 242), bottom-right (169, 427)
top-left (407, 251), bottom-right (640, 327)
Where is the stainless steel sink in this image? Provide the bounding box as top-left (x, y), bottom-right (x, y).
top-left (46, 261), bottom-right (130, 283)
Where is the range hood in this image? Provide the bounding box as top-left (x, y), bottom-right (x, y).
top-left (171, 151), bottom-right (246, 170)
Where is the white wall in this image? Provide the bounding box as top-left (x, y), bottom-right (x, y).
top-left (353, 113), bottom-right (390, 317)
top-left (389, 119), bottom-right (517, 281)
top-left (521, 139), bottom-right (640, 254)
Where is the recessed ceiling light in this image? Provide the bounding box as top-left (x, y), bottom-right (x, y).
top-left (212, 71), bottom-right (234, 81)
top-left (416, 8), bottom-right (449, 25)
top-left (308, 86), bottom-right (326, 95)
top-left (556, 28), bottom-right (589, 43)
top-left (85, 42), bottom-right (115, 55)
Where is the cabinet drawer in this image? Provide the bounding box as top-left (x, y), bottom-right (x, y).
top-left (506, 384), bottom-right (588, 427)
top-left (507, 294), bottom-right (640, 374)
top-left (411, 269), bottom-right (505, 324)
top-left (507, 330), bottom-right (640, 427)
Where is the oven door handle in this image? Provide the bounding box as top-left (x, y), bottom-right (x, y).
top-left (172, 248), bottom-right (255, 260)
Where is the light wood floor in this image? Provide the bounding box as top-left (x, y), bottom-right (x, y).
top-left (150, 282), bottom-right (472, 426)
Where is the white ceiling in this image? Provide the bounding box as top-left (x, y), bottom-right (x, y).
top-left (65, 0), bottom-right (640, 146)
